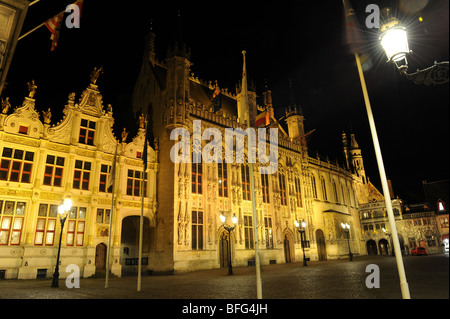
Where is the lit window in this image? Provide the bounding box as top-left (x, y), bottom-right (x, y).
top-left (218, 163), bottom-right (228, 197)
top-left (0, 200), bottom-right (25, 245)
top-left (43, 155), bottom-right (65, 187)
top-left (438, 200), bottom-right (445, 212)
top-left (66, 206), bottom-right (86, 246)
top-left (34, 204), bottom-right (58, 246)
top-left (241, 165), bottom-right (251, 201)
top-left (191, 210), bottom-right (203, 250)
top-left (73, 160), bottom-right (91, 190)
top-left (0, 147), bottom-right (34, 183)
top-left (126, 169), bottom-right (147, 196)
top-left (79, 119), bottom-right (96, 145)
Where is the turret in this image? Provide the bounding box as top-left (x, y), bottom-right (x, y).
top-left (285, 80), bottom-right (305, 140)
top-left (349, 133), bottom-right (367, 184)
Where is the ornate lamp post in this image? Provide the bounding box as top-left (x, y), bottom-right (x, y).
top-left (379, 8), bottom-right (449, 86)
top-left (294, 219), bottom-right (307, 266)
top-left (51, 198), bottom-right (72, 288)
top-left (220, 212), bottom-right (237, 275)
top-left (341, 223), bottom-right (353, 261)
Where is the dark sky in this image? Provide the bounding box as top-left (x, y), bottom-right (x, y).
top-left (4, 0), bottom-right (449, 203)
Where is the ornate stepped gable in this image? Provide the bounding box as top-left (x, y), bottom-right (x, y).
top-left (0, 71), bottom-right (156, 161)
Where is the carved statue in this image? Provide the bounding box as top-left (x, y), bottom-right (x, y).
top-left (90, 67), bottom-right (103, 84)
top-left (1, 97), bottom-right (11, 114)
top-left (42, 108), bottom-right (52, 124)
top-left (138, 113), bottom-right (146, 129)
top-left (107, 104), bottom-right (113, 114)
top-left (27, 80), bottom-right (37, 98)
top-left (121, 127), bottom-right (128, 143)
top-left (68, 92), bottom-right (76, 101)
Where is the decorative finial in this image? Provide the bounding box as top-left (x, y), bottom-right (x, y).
top-left (42, 108), bottom-right (52, 124)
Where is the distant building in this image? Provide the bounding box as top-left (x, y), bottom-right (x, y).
top-left (423, 180), bottom-right (449, 251)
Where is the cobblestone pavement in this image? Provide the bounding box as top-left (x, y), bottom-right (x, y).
top-left (0, 254), bottom-right (448, 300)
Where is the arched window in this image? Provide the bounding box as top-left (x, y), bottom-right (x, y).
top-left (438, 200), bottom-right (446, 212)
top-left (279, 172), bottom-right (287, 206)
top-left (311, 174), bottom-right (317, 199)
top-left (332, 180), bottom-right (339, 203)
top-left (320, 176), bottom-right (327, 201)
top-left (241, 164), bottom-right (251, 201)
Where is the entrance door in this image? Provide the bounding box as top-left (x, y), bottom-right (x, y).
top-left (219, 232), bottom-right (229, 268)
top-left (316, 229), bottom-right (327, 261)
top-left (367, 240), bottom-right (378, 255)
top-left (95, 243), bottom-right (107, 271)
top-left (284, 235), bottom-right (291, 263)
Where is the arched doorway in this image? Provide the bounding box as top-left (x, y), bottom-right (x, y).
top-left (121, 216), bottom-right (152, 276)
top-left (316, 229), bottom-right (327, 261)
top-left (390, 233), bottom-right (405, 256)
top-left (219, 230), bottom-right (233, 268)
top-left (379, 239), bottom-right (389, 255)
top-left (284, 235), bottom-right (291, 263)
top-left (95, 243), bottom-right (107, 271)
top-left (366, 240), bottom-right (378, 255)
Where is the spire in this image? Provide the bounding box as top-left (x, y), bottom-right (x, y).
top-left (167, 10), bottom-right (190, 59)
top-left (287, 79), bottom-right (303, 116)
top-left (263, 79), bottom-right (273, 108)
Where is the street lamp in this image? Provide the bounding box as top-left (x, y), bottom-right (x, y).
top-left (294, 219), bottom-right (307, 266)
top-left (220, 212), bottom-right (237, 275)
top-left (341, 223), bottom-right (353, 261)
top-left (379, 8), bottom-right (449, 85)
top-left (51, 198), bottom-right (72, 288)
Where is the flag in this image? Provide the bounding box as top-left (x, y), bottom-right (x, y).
top-left (342, 0), bottom-right (373, 71)
top-left (142, 122), bottom-right (150, 171)
top-left (106, 142), bottom-right (118, 191)
top-left (255, 110), bottom-right (270, 127)
top-left (45, 12), bottom-right (64, 51)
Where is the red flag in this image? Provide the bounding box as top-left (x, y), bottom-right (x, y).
top-left (45, 12), bottom-right (64, 51)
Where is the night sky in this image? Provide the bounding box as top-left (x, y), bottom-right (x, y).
top-left (3, 0), bottom-right (449, 203)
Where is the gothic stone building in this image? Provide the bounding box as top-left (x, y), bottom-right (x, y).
top-left (0, 32), bottom-right (382, 279)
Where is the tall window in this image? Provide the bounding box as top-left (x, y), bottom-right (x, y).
top-left (332, 180), bottom-right (339, 203)
top-left (241, 165), bottom-right (251, 201)
top-left (73, 160), bottom-right (91, 190)
top-left (99, 164), bottom-right (112, 193)
top-left (66, 206), bottom-right (86, 246)
top-left (96, 208), bottom-right (111, 224)
top-left (43, 155), bottom-right (64, 187)
top-left (0, 200), bottom-right (25, 245)
top-left (35, 204), bottom-right (58, 245)
top-left (261, 173), bottom-right (270, 203)
top-left (126, 169), bottom-right (147, 196)
top-left (192, 158), bottom-right (203, 194)
top-left (244, 215), bottom-right (254, 249)
top-left (191, 210), bottom-right (203, 250)
top-left (320, 177), bottom-right (328, 201)
top-left (79, 119), bottom-right (96, 145)
top-left (0, 147), bottom-right (34, 183)
top-left (218, 163), bottom-right (228, 197)
top-left (294, 176), bottom-right (302, 207)
top-left (341, 185), bottom-right (347, 204)
top-left (279, 172), bottom-right (287, 206)
top-left (311, 174), bottom-right (317, 199)
top-left (264, 217), bottom-right (273, 249)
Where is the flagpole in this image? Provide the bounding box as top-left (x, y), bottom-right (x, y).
top-left (242, 50), bottom-right (263, 299)
top-left (18, 20), bottom-right (47, 41)
top-left (354, 52), bottom-right (410, 299)
top-left (105, 142), bottom-right (118, 288)
top-left (137, 122), bottom-right (148, 292)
